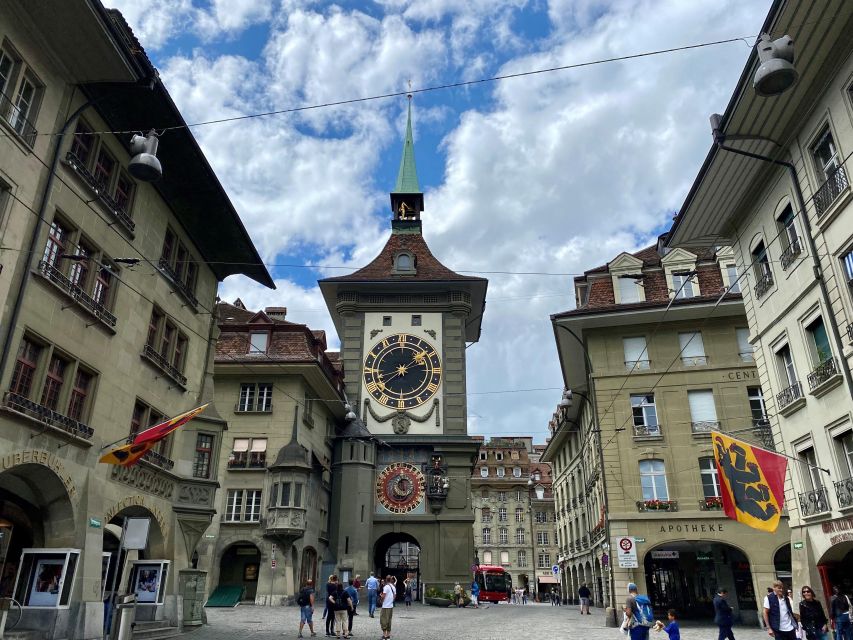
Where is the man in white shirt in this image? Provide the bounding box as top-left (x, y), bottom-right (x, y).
top-left (763, 580), bottom-right (799, 639)
top-left (380, 575), bottom-right (396, 640)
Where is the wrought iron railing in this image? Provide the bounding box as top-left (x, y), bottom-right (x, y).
top-left (625, 360), bottom-right (650, 370)
top-left (157, 257), bottom-right (199, 309)
top-left (754, 270), bottom-right (774, 299)
top-left (580, 535), bottom-right (588, 548)
top-left (752, 419), bottom-right (776, 450)
top-left (142, 448), bottom-right (175, 471)
top-left (0, 90), bottom-right (37, 146)
top-left (834, 478), bottom-right (853, 509)
top-left (799, 486), bottom-right (831, 517)
top-left (807, 357), bottom-right (839, 391)
top-left (814, 166), bottom-right (849, 217)
top-left (4, 391), bottom-right (94, 440)
top-left (691, 420), bottom-right (720, 434)
top-left (64, 152), bottom-right (135, 233)
top-left (37, 260), bottom-right (117, 327)
top-left (848, 323), bottom-right (853, 343)
top-left (636, 499), bottom-right (678, 512)
top-left (228, 451), bottom-right (267, 469)
top-left (142, 343), bottom-right (188, 387)
top-left (776, 381), bottom-right (804, 409)
top-left (633, 424), bottom-right (662, 437)
top-left (780, 238), bottom-right (802, 270)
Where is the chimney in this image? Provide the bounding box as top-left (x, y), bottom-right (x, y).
top-left (265, 307), bottom-right (287, 321)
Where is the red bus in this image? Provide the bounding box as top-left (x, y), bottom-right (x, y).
top-left (473, 565), bottom-right (511, 603)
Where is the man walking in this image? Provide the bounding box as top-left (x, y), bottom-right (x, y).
top-left (763, 580), bottom-right (799, 640)
top-left (579, 583), bottom-right (591, 615)
top-left (713, 587), bottom-right (735, 640)
top-left (344, 581), bottom-right (359, 638)
top-left (298, 579), bottom-right (317, 639)
top-left (379, 574), bottom-right (396, 640)
top-left (624, 583), bottom-right (654, 640)
top-left (366, 572), bottom-right (380, 618)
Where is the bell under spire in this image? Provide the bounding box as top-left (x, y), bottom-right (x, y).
top-left (390, 92), bottom-right (424, 222)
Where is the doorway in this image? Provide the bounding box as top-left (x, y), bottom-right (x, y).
top-left (219, 543), bottom-right (261, 601)
top-left (373, 533), bottom-right (420, 601)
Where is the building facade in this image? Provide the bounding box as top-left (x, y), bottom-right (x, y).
top-left (0, 2), bottom-right (272, 638)
top-left (548, 239), bottom-right (791, 624)
top-left (197, 302), bottom-right (345, 606)
top-left (528, 446), bottom-right (559, 600)
top-left (668, 0), bottom-right (853, 602)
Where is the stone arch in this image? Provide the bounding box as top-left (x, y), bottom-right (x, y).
top-left (106, 505), bottom-right (167, 559)
top-left (217, 541), bottom-right (262, 601)
top-left (0, 462), bottom-right (77, 548)
top-left (373, 532), bottom-right (420, 600)
top-left (300, 546), bottom-right (318, 588)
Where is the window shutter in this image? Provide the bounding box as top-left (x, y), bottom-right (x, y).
top-left (688, 390), bottom-right (717, 422)
top-left (679, 331), bottom-right (705, 358)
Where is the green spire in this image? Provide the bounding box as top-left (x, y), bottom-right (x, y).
top-left (393, 97), bottom-right (421, 194)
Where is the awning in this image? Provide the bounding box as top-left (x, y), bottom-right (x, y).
top-left (537, 576), bottom-right (559, 584)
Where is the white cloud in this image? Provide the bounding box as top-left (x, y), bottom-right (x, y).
top-left (106, 0), bottom-right (195, 50)
top-left (194, 0), bottom-right (274, 40)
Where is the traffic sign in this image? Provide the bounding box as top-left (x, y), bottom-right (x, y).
top-left (271, 559), bottom-right (277, 569)
top-left (615, 536), bottom-right (638, 568)
top-left (551, 565), bottom-right (559, 575)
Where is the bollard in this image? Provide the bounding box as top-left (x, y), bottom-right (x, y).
top-left (114, 594), bottom-right (137, 640)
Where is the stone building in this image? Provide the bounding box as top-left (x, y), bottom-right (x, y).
top-left (528, 446), bottom-right (559, 600)
top-left (547, 237), bottom-right (791, 624)
top-left (667, 0), bottom-right (853, 600)
top-left (0, 2), bottom-right (272, 638)
top-left (197, 302), bottom-right (346, 606)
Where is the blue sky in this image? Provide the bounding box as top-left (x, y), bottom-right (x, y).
top-left (112, 0), bottom-right (771, 441)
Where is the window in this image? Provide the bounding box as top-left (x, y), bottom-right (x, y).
top-left (679, 331), bottom-right (706, 366)
top-left (68, 242), bottom-right (91, 288)
top-left (303, 392), bottom-right (315, 426)
top-left (535, 486), bottom-right (545, 500)
top-left (752, 241), bottom-right (773, 297)
top-left (479, 452), bottom-right (487, 461)
top-left (10, 338), bottom-right (42, 397)
top-left (499, 528), bottom-right (508, 544)
top-left (0, 45), bottom-right (41, 146)
top-left (481, 508), bottom-right (491, 523)
top-left (67, 369), bottom-right (92, 422)
top-left (498, 508), bottom-right (507, 522)
top-left (812, 127), bottom-right (841, 181)
top-left (193, 433), bottom-right (214, 479)
top-left (687, 390), bottom-right (718, 431)
top-left (382, 316), bottom-right (392, 326)
top-left (0, 49), bottom-right (13, 96)
top-left (843, 250), bottom-right (853, 286)
top-left (799, 447), bottom-right (823, 493)
top-left (411, 315), bottom-right (422, 326)
top-left (228, 437), bottom-right (267, 469)
top-left (736, 328), bottom-right (753, 362)
top-left (43, 219), bottom-right (69, 268)
top-left (497, 467), bottom-right (505, 478)
top-left (40, 354), bottom-right (67, 410)
top-left (510, 450), bottom-right (519, 460)
top-left (515, 527), bottom-right (525, 544)
top-left (833, 430), bottom-right (853, 479)
top-left (128, 401), bottom-right (170, 457)
top-left (496, 452), bottom-right (504, 461)
top-left (778, 206), bottom-right (798, 247)
top-left (481, 489), bottom-right (489, 499)
top-left (69, 121), bottom-right (94, 164)
top-left (500, 551), bottom-right (510, 566)
top-left (248, 331), bottom-right (269, 354)
top-left (513, 467), bottom-right (521, 478)
top-left (480, 466), bottom-right (489, 478)
top-left (639, 459), bottom-right (669, 500)
top-left (699, 457), bottom-right (721, 498)
top-left (535, 511), bottom-right (546, 523)
top-left (498, 491), bottom-right (507, 502)
top-left (92, 265), bottom-right (113, 308)
top-left (537, 553), bottom-right (551, 569)
top-left (748, 387), bottom-right (767, 425)
top-left (516, 490), bottom-right (524, 502)
top-left (672, 272), bottom-right (696, 299)
top-left (630, 394), bottom-right (659, 436)
top-left (481, 528), bottom-right (491, 544)
top-left (805, 317), bottom-right (832, 364)
top-left (536, 531), bottom-right (550, 546)
top-left (225, 489), bottom-right (262, 522)
top-left (623, 336), bottom-right (650, 370)
top-left (93, 148), bottom-right (115, 190)
top-left (237, 383), bottom-right (272, 412)
top-left (776, 345), bottom-right (798, 388)
top-left (159, 229), bottom-right (197, 299)
top-left (517, 550), bottom-right (527, 567)
top-left (482, 550), bottom-right (492, 564)
top-left (725, 264), bottom-right (741, 293)
top-left (618, 276), bottom-right (641, 303)
top-left (515, 508), bottom-right (523, 522)
top-left (269, 481), bottom-right (303, 508)
top-left (533, 471), bottom-right (541, 481)
top-left (395, 253), bottom-right (414, 272)
top-left (145, 308), bottom-right (188, 377)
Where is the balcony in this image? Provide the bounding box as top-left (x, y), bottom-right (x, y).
top-left (3, 391), bottom-right (94, 440)
top-left (141, 344), bottom-right (188, 389)
top-left (699, 496), bottom-right (723, 511)
top-left (228, 451), bottom-right (267, 469)
top-left (157, 257), bottom-right (199, 310)
top-left (590, 524), bottom-right (605, 542)
top-left (234, 402), bottom-right (273, 413)
top-left (798, 486), bottom-right (831, 518)
top-left (633, 424), bottom-right (662, 438)
top-left (807, 357), bottom-right (842, 395)
top-left (691, 420), bottom-right (720, 435)
top-left (37, 260), bottom-right (117, 328)
top-left (64, 152), bottom-right (135, 234)
top-left (834, 478), bottom-right (853, 510)
top-left (814, 166), bottom-right (849, 217)
top-left (141, 448), bottom-right (175, 471)
top-left (776, 381), bottom-right (804, 411)
top-left (780, 238), bottom-right (802, 271)
top-left (848, 323), bottom-right (853, 343)
top-left (580, 535), bottom-right (588, 548)
top-left (625, 360), bottom-right (650, 371)
top-left (0, 90), bottom-right (37, 147)
top-left (636, 499), bottom-right (678, 513)
top-left (752, 419), bottom-right (776, 450)
top-left (571, 497), bottom-right (577, 509)
top-left (754, 270), bottom-right (774, 300)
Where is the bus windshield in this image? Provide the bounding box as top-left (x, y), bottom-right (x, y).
top-left (483, 572), bottom-right (508, 593)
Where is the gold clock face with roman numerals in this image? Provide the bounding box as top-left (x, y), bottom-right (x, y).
top-left (363, 333), bottom-right (442, 410)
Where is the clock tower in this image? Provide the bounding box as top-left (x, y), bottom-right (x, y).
top-left (321, 96), bottom-right (487, 589)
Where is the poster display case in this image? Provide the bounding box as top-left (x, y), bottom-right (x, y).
top-left (12, 549), bottom-right (80, 608)
top-left (128, 560), bottom-right (170, 605)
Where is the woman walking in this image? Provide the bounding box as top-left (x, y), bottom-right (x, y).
top-left (831, 586), bottom-right (853, 640)
top-left (799, 585), bottom-right (829, 640)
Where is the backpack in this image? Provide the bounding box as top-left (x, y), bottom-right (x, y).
top-left (297, 588), bottom-right (311, 607)
top-left (633, 595), bottom-right (654, 627)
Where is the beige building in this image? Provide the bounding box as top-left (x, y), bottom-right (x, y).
top-left (0, 3), bottom-right (271, 638)
top-left (668, 0), bottom-right (853, 599)
top-left (547, 238), bottom-right (791, 625)
top-left (199, 301), bottom-right (346, 606)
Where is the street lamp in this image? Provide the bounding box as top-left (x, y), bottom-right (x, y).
top-left (129, 130), bottom-right (163, 181)
top-left (753, 33), bottom-right (798, 96)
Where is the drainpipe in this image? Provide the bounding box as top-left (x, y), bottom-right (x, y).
top-left (709, 118), bottom-right (853, 399)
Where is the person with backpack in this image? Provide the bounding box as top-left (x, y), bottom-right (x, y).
top-left (344, 581), bottom-right (359, 637)
top-left (298, 579), bottom-right (317, 639)
top-left (330, 583), bottom-right (352, 639)
top-left (713, 587), bottom-right (735, 640)
top-left (324, 575), bottom-right (339, 637)
top-left (624, 582), bottom-right (655, 640)
top-left (830, 586), bottom-right (852, 640)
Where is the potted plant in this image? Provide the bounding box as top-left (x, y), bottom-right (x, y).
top-left (425, 587), bottom-right (452, 607)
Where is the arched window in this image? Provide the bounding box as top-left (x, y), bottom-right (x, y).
top-left (394, 252), bottom-right (415, 273)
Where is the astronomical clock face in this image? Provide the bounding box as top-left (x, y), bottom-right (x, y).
top-left (363, 333), bottom-right (442, 410)
top-left (376, 462), bottom-right (426, 514)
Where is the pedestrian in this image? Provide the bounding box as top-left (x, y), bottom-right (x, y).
top-left (324, 575), bottom-right (339, 637)
top-left (454, 582), bottom-right (464, 607)
top-left (624, 582), bottom-right (655, 640)
top-left (366, 572), bottom-right (380, 618)
top-left (579, 583), bottom-right (592, 615)
top-left (379, 574), bottom-right (396, 640)
top-left (351, 575), bottom-right (361, 616)
top-left (332, 583), bottom-right (352, 639)
top-left (404, 578), bottom-right (413, 607)
top-left (344, 581), bottom-right (359, 638)
top-left (656, 609), bottom-right (680, 640)
top-left (830, 586), bottom-right (853, 640)
top-left (297, 578), bottom-right (317, 638)
top-left (522, 586), bottom-right (527, 605)
top-left (713, 587), bottom-right (735, 640)
top-left (763, 580), bottom-right (799, 640)
top-left (799, 585), bottom-right (829, 640)
top-left (471, 579), bottom-right (480, 609)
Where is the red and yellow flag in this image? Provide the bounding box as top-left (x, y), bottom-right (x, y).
top-left (712, 431), bottom-right (787, 532)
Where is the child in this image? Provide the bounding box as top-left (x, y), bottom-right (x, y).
top-left (655, 609), bottom-right (680, 640)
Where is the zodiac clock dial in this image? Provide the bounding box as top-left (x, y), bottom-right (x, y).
top-left (362, 333), bottom-right (442, 410)
top-left (376, 463), bottom-right (426, 514)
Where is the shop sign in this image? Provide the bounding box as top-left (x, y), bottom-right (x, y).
top-left (727, 370), bottom-right (758, 381)
top-left (658, 522), bottom-right (725, 534)
top-left (696, 554), bottom-right (712, 561)
top-left (1, 449), bottom-right (77, 500)
top-left (615, 536), bottom-right (638, 568)
top-left (651, 551), bottom-right (679, 559)
top-left (793, 542), bottom-right (804, 550)
top-left (88, 517), bottom-right (102, 529)
top-left (830, 533), bottom-right (853, 546)
top-left (822, 516), bottom-right (853, 534)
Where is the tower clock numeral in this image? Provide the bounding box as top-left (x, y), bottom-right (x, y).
top-left (381, 339), bottom-right (389, 349)
top-left (427, 382), bottom-right (439, 393)
top-left (398, 399), bottom-right (406, 409)
top-left (366, 381), bottom-right (379, 394)
top-left (378, 393), bottom-right (389, 405)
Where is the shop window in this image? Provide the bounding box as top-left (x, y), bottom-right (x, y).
top-left (699, 457), bottom-right (721, 498)
top-left (128, 560), bottom-right (170, 605)
top-left (639, 459), bottom-right (669, 500)
top-left (679, 331), bottom-right (707, 366)
top-left (193, 433), bottom-right (214, 479)
top-left (13, 549), bottom-right (80, 608)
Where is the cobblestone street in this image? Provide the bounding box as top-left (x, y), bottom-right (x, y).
top-left (199, 602), bottom-right (771, 639)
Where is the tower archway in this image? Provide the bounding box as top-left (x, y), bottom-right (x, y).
top-left (373, 532), bottom-right (420, 600)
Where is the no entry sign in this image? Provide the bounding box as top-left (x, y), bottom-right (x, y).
top-left (615, 536), bottom-right (638, 568)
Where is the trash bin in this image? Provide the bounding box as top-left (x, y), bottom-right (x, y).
top-left (113, 594), bottom-right (137, 640)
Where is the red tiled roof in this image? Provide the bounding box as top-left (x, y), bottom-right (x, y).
top-left (218, 301), bottom-right (296, 326)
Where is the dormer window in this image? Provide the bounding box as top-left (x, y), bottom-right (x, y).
top-left (393, 252), bottom-right (416, 274)
top-left (249, 331), bottom-right (269, 353)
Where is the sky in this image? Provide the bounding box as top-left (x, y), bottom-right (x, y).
top-left (109, 0), bottom-right (770, 443)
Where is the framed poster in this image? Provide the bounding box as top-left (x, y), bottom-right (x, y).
top-left (13, 549), bottom-right (80, 608)
top-left (243, 563), bottom-right (258, 581)
top-left (129, 561), bottom-right (170, 605)
top-left (28, 559), bottom-right (64, 607)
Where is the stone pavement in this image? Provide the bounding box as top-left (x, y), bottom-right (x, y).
top-left (199, 602), bottom-right (772, 639)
